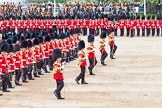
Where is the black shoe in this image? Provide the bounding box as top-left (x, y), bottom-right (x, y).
top-left (45, 71), bottom-right (50, 73)
top-left (54, 91), bottom-right (59, 98)
top-left (29, 78), bottom-right (35, 80)
top-left (101, 63), bottom-right (107, 66)
top-left (0, 94), bottom-right (3, 96)
top-left (15, 83), bottom-right (22, 86)
top-left (75, 79), bottom-right (80, 84)
top-left (110, 57), bottom-right (115, 59)
top-left (3, 90), bottom-right (10, 92)
top-left (38, 73), bottom-right (44, 75)
top-left (58, 97), bottom-right (65, 100)
top-left (8, 86), bottom-right (15, 89)
top-left (22, 80), bottom-right (29, 83)
top-left (82, 82), bottom-right (88, 84)
top-left (90, 73), bottom-right (95, 75)
top-left (34, 75), bottom-right (40, 77)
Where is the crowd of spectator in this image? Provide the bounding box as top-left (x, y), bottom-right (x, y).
top-left (0, 1), bottom-right (140, 21)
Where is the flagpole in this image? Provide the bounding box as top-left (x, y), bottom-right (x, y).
top-left (54, 0), bottom-right (56, 17)
top-left (144, 0), bottom-right (146, 16)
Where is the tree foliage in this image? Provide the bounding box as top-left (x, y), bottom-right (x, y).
top-left (148, 0), bottom-right (162, 4)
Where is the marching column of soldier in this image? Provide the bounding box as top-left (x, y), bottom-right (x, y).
top-left (0, 14), bottom-right (161, 40)
top-left (0, 15), bottom-right (161, 99)
top-left (0, 19), bottom-right (118, 99)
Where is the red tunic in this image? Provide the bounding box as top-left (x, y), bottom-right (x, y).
top-left (78, 51), bottom-right (86, 66)
top-left (28, 49), bottom-right (33, 64)
top-left (39, 45), bottom-right (43, 59)
top-left (0, 55), bottom-right (8, 73)
top-left (53, 61), bottom-right (64, 80)
top-left (119, 23), bottom-right (124, 29)
top-left (114, 22), bottom-right (118, 29)
top-left (146, 21), bottom-right (151, 29)
top-left (44, 44), bottom-right (49, 58)
top-left (7, 55), bottom-right (15, 71)
top-left (22, 51), bottom-right (27, 66)
top-left (151, 23), bottom-right (156, 29)
top-left (49, 42), bottom-right (53, 56)
top-left (87, 44), bottom-right (95, 59)
top-left (15, 53), bottom-right (21, 69)
top-left (136, 22), bottom-right (140, 29)
top-left (34, 48), bottom-right (40, 61)
top-left (65, 39), bottom-right (70, 51)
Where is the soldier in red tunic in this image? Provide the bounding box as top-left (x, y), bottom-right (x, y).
top-left (82, 19), bottom-right (87, 36)
top-left (27, 40), bottom-right (35, 80)
top-left (126, 19), bottom-right (130, 37)
top-left (99, 31), bottom-right (108, 65)
top-left (108, 32), bottom-right (117, 59)
top-left (7, 44), bottom-right (15, 88)
top-left (151, 16), bottom-right (156, 36)
top-left (20, 40), bottom-right (29, 83)
top-left (141, 15), bottom-right (146, 36)
top-left (37, 36), bottom-right (47, 74)
top-left (146, 16), bottom-right (151, 36)
top-left (113, 21), bottom-right (119, 37)
top-left (130, 21), bottom-right (135, 37)
top-left (14, 44), bottom-right (22, 86)
top-left (64, 33), bottom-right (70, 62)
top-left (87, 35), bottom-right (97, 75)
top-left (44, 35), bottom-right (51, 73)
top-left (33, 38), bottom-right (41, 78)
top-left (136, 16), bottom-right (141, 37)
top-left (156, 17), bottom-right (161, 36)
top-left (75, 40), bottom-right (88, 84)
top-left (48, 35), bottom-right (55, 71)
top-left (52, 48), bottom-right (65, 100)
top-left (0, 42), bottom-right (10, 92)
top-left (119, 20), bottom-right (125, 36)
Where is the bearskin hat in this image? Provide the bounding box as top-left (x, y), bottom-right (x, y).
top-left (38, 36), bottom-right (44, 44)
top-left (137, 15), bottom-right (140, 19)
top-left (0, 40), bottom-right (6, 48)
top-left (78, 40), bottom-right (85, 50)
top-left (21, 40), bottom-right (28, 49)
top-left (33, 38), bottom-right (39, 46)
top-left (7, 44), bottom-right (14, 53)
top-left (157, 16), bottom-right (160, 20)
top-left (152, 15), bottom-right (155, 20)
top-left (14, 44), bottom-right (20, 52)
top-left (52, 48), bottom-right (62, 61)
top-left (147, 16), bottom-right (151, 20)
top-left (100, 31), bottom-right (107, 39)
top-left (142, 15), bottom-right (145, 20)
top-left (12, 36), bottom-right (18, 44)
top-left (1, 43), bottom-right (8, 52)
top-left (7, 39), bottom-right (13, 44)
top-left (45, 35), bottom-right (51, 42)
top-left (88, 34), bottom-right (94, 43)
top-left (20, 36), bottom-right (25, 42)
top-left (28, 40), bottom-right (33, 48)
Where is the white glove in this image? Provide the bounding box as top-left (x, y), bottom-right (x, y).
top-left (85, 56), bottom-right (88, 60)
top-left (61, 65), bottom-right (64, 69)
top-left (62, 62), bottom-right (66, 65)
